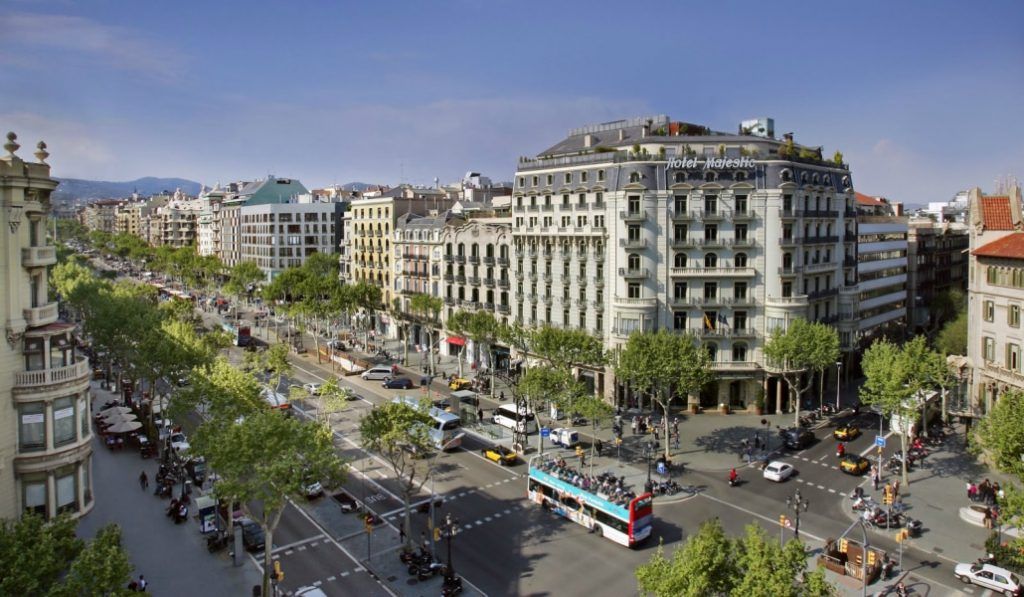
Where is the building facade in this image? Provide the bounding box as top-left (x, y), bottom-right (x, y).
top-left (966, 186), bottom-right (1024, 417)
top-left (906, 220), bottom-right (968, 332)
top-left (1, 133), bottom-right (93, 520)
top-left (238, 199), bottom-right (345, 281)
top-left (854, 193), bottom-right (909, 347)
top-left (510, 115), bottom-right (859, 410)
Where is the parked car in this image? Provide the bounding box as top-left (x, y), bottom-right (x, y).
top-left (448, 378), bottom-right (472, 391)
top-left (382, 377), bottom-right (414, 390)
top-left (839, 455), bottom-right (870, 475)
top-left (954, 562), bottom-right (1021, 595)
top-left (762, 461), bottom-right (795, 482)
top-left (169, 432), bottom-right (190, 454)
top-left (303, 479), bottom-right (325, 500)
top-left (780, 427), bottom-right (814, 450)
top-left (361, 366), bottom-right (393, 381)
top-left (481, 444), bottom-right (518, 466)
top-left (240, 520), bottom-right (265, 552)
top-left (294, 588), bottom-right (329, 597)
top-left (303, 383), bottom-right (322, 396)
top-left (549, 428), bottom-right (579, 448)
top-left (833, 425), bottom-right (861, 441)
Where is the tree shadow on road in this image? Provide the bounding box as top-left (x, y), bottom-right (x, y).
top-left (692, 424), bottom-right (768, 455)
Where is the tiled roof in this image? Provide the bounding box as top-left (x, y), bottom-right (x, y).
top-left (855, 192), bottom-right (884, 206)
top-left (973, 232), bottom-right (1024, 259)
top-left (980, 196), bottom-right (1013, 230)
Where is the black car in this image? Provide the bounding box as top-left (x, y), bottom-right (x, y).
top-left (382, 377), bottom-right (414, 390)
top-left (780, 427), bottom-right (815, 450)
top-left (240, 520), bottom-right (265, 552)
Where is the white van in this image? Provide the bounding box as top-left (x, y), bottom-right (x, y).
top-left (493, 403), bottom-right (538, 434)
top-left (361, 366), bottom-right (393, 381)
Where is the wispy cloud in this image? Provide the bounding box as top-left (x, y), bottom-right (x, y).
top-left (1, 111), bottom-right (117, 175)
top-left (0, 12), bottom-right (187, 81)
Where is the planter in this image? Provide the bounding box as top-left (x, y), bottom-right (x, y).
top-left (753, 406), bottom-right (764, 416)
top-left (690, 404), bottom-right (700, 414)
top-left (719, 404), bottom-right (730, 415)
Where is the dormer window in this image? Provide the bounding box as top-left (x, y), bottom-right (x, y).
top-left (674, 172), bottom-right (685, 183)
top-left (629, 172), bottom-right (641, 183)
top-left (704, 171), bottom-right (716, 182)
top-left (781, 169), bottom-right (792, 182)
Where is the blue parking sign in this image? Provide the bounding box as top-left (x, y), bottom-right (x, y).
top-left (875, 435), bottom-right (886, 448)
top-left (541, 427), bottom-right (550, 438)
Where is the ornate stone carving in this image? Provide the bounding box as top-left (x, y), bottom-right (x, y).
top-left (6, 327), bottom-right (25, 348)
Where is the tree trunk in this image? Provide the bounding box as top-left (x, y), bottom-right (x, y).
top-left (402, 489), bottom-right (414, 552)
top-left (403, 325), bottom-right (409, 366)
top-left (901, 429), bottom-right (909, 486)
top-left (490, 347), bottom-right (497, 400)
top-left (818, 369), bottom-right (825, 413)
top-left (262, 507), bottom-right (283, 597)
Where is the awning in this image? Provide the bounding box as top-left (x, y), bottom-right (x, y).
top-left (446, 336), bottom-right (465, 346)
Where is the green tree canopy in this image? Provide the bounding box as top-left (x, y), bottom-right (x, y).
top-left (936, 311), bottom-right (967, 356)
top-left (763, 319), bottom-right (839, 426)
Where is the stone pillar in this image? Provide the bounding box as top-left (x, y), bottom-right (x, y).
top-left (775, 377), bottom-right (784, 414)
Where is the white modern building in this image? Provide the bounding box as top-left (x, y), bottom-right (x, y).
top-left (238, 198), bottom-right (345, 281)
top-left (854, 193), bottom-right (909, 346)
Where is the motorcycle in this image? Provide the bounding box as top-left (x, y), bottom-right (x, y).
top-left (415, 561), bottom-right (447, 581)
top-left (173, 504), bottom-right (188, 524)
top-left (728, 471), bottom-right (739, 487)
top-left (852, 496), bottom-right (879, 512)
top-left (441, 576), bottom-right (464, 596)
top-left (399, 547), bottom-right (429, 565)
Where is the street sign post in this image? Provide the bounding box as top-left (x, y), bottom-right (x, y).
top-left (874, 435), bottom-right (886, 448)
top-left (540, 427), bottom-right (550, 438)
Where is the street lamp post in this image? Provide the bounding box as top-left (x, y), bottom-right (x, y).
top-left (761, 418), bottom-right (770, 453)
top-left (644, 442), bottom-right (654, 495)
top-left (441, 512), bottom-right (459, 589)
top-left (429, 434), bottom-right (465, 559)
top-left (785, 488), bottom-right (809, 538)
top-left (835, 361), bottom-right (842, 410)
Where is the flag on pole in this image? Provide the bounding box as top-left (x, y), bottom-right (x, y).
top-left (704, 313), bottom-right (713, 329)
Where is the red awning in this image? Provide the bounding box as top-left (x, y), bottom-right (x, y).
top-left (446, 336), bottom-right (465, 346)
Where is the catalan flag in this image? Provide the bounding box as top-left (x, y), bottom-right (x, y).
top-left (704, 313), bottom-right (714, 330)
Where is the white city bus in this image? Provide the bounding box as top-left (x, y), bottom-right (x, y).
top-left (493, 403), bottom-right (538, 434)
top-left (392, 397), bottom-right (463, 450)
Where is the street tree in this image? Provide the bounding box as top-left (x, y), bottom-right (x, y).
top-left (303, 377), bottom-right (350, 427)
top-left (457, 309), bottom-right (504, 398)
top-left (636, 519), bottom-right (833, 597)
top-left (936, 311), bottom-right (968, 356)
top-left (263, 343), bottom-right (293, 394)
top-left (763, 319), bottom-right (840, 426)
top-left (445, 309), bottom-right (473, 378)
top-left (977, 389), bottom-right (1024, 477)
top-left (530, 325), bottom-right (606, 423)
top-left (517, 365), bottom-right (575, 452)
top-left (0, 514), bottom-right (134, 597)
top-left (194, 409), bottom-right (346, 597)
top-left (358, 399), bottom-right (435, 551)
top-left (615, 330), bottom-right (714, 459)
top-left (409, 293), bottom-right (444, 375)
top-left (860, 336), bottom-right (934, 486)
top-left (347, 282), bottom-right (383, 350)
top-left (224, 261), bottom-right (265, 304)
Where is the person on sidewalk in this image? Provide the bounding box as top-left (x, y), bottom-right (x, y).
top-left (139, 471), bottom-right (148, 491)
top-left (137, 575), bottom-right (148, 592)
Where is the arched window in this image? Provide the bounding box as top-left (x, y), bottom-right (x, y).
top-left (628, 254), bottom-right (640, 270)
top-left (674, 253), bottom-right (687, 268)
top-left (674, 172), bottom-right (686, 183)
top-left (732, 343), bottom-right (747, 362)
top-left (781, 169), bottom-right (792, 182)
top-left (705, 343), bottom-right (718, 362)
top-left (704, 171), bottom-right (716, 182)
top-left (735, 253), bottom-right (748, 267)
top-left (629, 172), bottom-right (641, 183)
top-left (705, 253), bottom-right (718, 268)
top-left (736, 171), bottom-right (747, 181)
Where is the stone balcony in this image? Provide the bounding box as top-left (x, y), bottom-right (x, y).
top-left (22, 245), bottom-right (57, 268)
top-left (24, 302), bottom-right (59, 327)
top-left (13, 358), bottom-right (91, 390)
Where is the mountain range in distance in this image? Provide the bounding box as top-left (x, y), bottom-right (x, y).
top-left (52, 178), bottom-right (388, 202)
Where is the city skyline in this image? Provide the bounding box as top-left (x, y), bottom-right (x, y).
top-left (1, 0), bottom-right (1022, 205)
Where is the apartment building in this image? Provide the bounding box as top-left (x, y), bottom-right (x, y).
top-left (1, 133), bottom-right (93, 520)
top-left (967, 186), bottom-right (1024, 417)
top-left (208, 176), bottom-right (309, 268)
top-left (349, 186), bottom-right (456, 334)
top-left (238, 198), bottom-right (345, 282)
top-left (79, 199), bottom-right (125, 233)
top-left (854, 193), bottom-right (909, 347)
top-left (907, 220), bottom-right (968, 332)
top-left (511, 115), bottom-right (858, 410)
top-left (149, 195), bottom-right (202, 248)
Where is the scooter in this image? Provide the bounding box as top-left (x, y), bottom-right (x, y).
top-left (441, 576), bottom-right (464, 596)
top-left (415, 561), bottom-right (447, 581)
top-left (728, 472), bottom-right (739, 487)
top-left (206, 531), bottom-right (230, 553)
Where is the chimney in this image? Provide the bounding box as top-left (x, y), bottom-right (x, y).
top-left (618, 129), bottom-right (626, 142)
top-left (584, 134), bottom-right (593, 148)
top-left (641, 124), bottom-right (649, 138)
top-left (668, 122), bottom-right (680, 136)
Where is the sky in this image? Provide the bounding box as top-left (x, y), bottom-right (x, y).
top-left (1, 0), bottom-right (1022, 206)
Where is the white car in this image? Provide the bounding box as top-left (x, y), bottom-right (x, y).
top-left (294, 588), bottom-right (328, 597)
top-left (954, 562), bottom-right (1021, 595)
top-left (169, 432), bottom-right (190, 454)
top-left (303, 383), bottom-right (322, 395)
top-left (762, 461), bottom-right (795, 482)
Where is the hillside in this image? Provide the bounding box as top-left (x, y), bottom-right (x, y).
top-left (53, 177), bottom-right (202, 201)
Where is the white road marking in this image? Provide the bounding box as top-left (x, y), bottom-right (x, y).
top-left (326, 576), bottom-right (335, 582)
top-left (284, 550), bottom-right (293, 556)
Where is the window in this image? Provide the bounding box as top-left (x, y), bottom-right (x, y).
top-left (674, 253), bottom-right (687, 268)
top-left (735, 282), bottom-right (747, 299)
top-left (627, 283), bottom-right (641, 298)
top-left (735, 195), bottom-right (748, 214)
top-left (597, 170), bottom-right (605, 182)
top-left (562, 194), bottom-right (570, 206)
top-left (736, 224), bottom-right (748, 241)
top-left (705, 343), bottom-right (718, 361)
top-left (627, 254), bottom-right (640, 270)
top-left (984, 300), bottom-right (995, 322)
top-left (983, 337), bottom-right (995, 361)
top-left (1008, 343), bottom-right (1021, 370)
top-left (581, 171), bottom-right (588, 183)
top-left (518, 177), bottom-right (525, 187)
top-left (705, 253), bottom-right (718, 268)
top-left (673, 312), bottom-right (687, 330)
top-left (56, 465), bottom-right (77, 514)
top-left (674, 195), bottom-right (687, 213)
top-left (19, 403), bottom-right (45, 451)
top-left (673, 282), bottom-right (687, 299)
top-left (628, 225), bottom-right (641, 242)
top-left (578, 193), bottom-right (586, 206)
top-left (704, 224), bottom-right (717, 241)
top-left (22, 473), bottom-right (47, 517)
top-left (703, 311), bottom-right (717, 329)
top-left (732, 344), bottom-right (747, 362)
top-left (735, 253), bottom-right (748, 267)
top-left (704, 282), bottom-right (717, 299)
top-left (704, 195), bottom-right (717, 214)
top-left (546, 174), bottom-right (553, 185)
top-left (734, 311), bottom-right (747, 329)
top-left (628, 195), bottom-right (641, 214)
top-left (564, 172), bottom-right (572, 184)
top-left (674, 224), bottom-right (688, 240)
top-left (629, 172), bottom-right (641, 183)
top-left (1011, 305), bottom-right (1021, 327)
top-left (782, 282), bottom-right (793, 298)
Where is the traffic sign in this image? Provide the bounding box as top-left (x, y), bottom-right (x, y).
top-left (875, 435), bottom-right (886, 448)
top-left (540, 427), bottom-right (550, 438)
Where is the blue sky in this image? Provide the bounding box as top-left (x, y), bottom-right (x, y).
top-left (1, 0), bottom-right (1021, 205)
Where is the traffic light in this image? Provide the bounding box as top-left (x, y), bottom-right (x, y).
top-left (364, 514), bottom-right (374, 534)
top-left (839, 538), bottom-right (849, 554)
top-left (866, 550), bottom-right (877, 567)
top-left (883, 487), bottom-right (893, 505)
top-left (273, 561), bottom-right (284, 582)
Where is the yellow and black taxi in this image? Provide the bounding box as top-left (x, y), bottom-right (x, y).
top-left (448, 378), bottom-right (472, 391)
top-left (481, 444), bottom-right (518, 466)
top-left (833, 425), bottom-right (861, 441)
top-left (839, 454), bottom-right (870, 475)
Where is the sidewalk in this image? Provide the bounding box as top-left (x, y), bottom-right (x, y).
top-left (78, 380), bottom-right (263, 596)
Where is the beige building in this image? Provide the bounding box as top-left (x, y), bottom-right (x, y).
top-left (966, 186), bottom-right (1024, 417)
top-left (80, 199), bottom-right (125, 234)
top-left (1, 132), bottom-right (93, 520)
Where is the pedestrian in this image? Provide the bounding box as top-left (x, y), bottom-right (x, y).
top-left (873, 471), bottom-right (880, 491)
top-left (139, 470), bottom-right (148, 491)
top-left (399, 526), bottom-right (406, 543)
top-left (137, 575), bottom-right (147, 592)
top-left (672, 418), bottom-right (679, 435)
top-left (632, 416), bottom-right (638, 435)
top-left (477, 407), bottom-right (484, 423)
top-left (993, 482), bottom-right (1002, 504)
top-left (653, 427), bottom-right (660, 442)
top-left (673, 433), bottom-right (680, 450)
top-left (754, 436), bottom-right (762, 451)
top-left (892, 479), bottom-right (900, 498)
top-left (579, 451), bottom-right (586, 467)
top-left (968, 481), bottom-right (978, 502)
top-left (745, 446), bottom-right (752, 463)
top-left (500, 391), bottom-right (505, 402)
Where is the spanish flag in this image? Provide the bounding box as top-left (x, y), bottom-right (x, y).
top-left (704, 313), bottom-right (714, 330)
